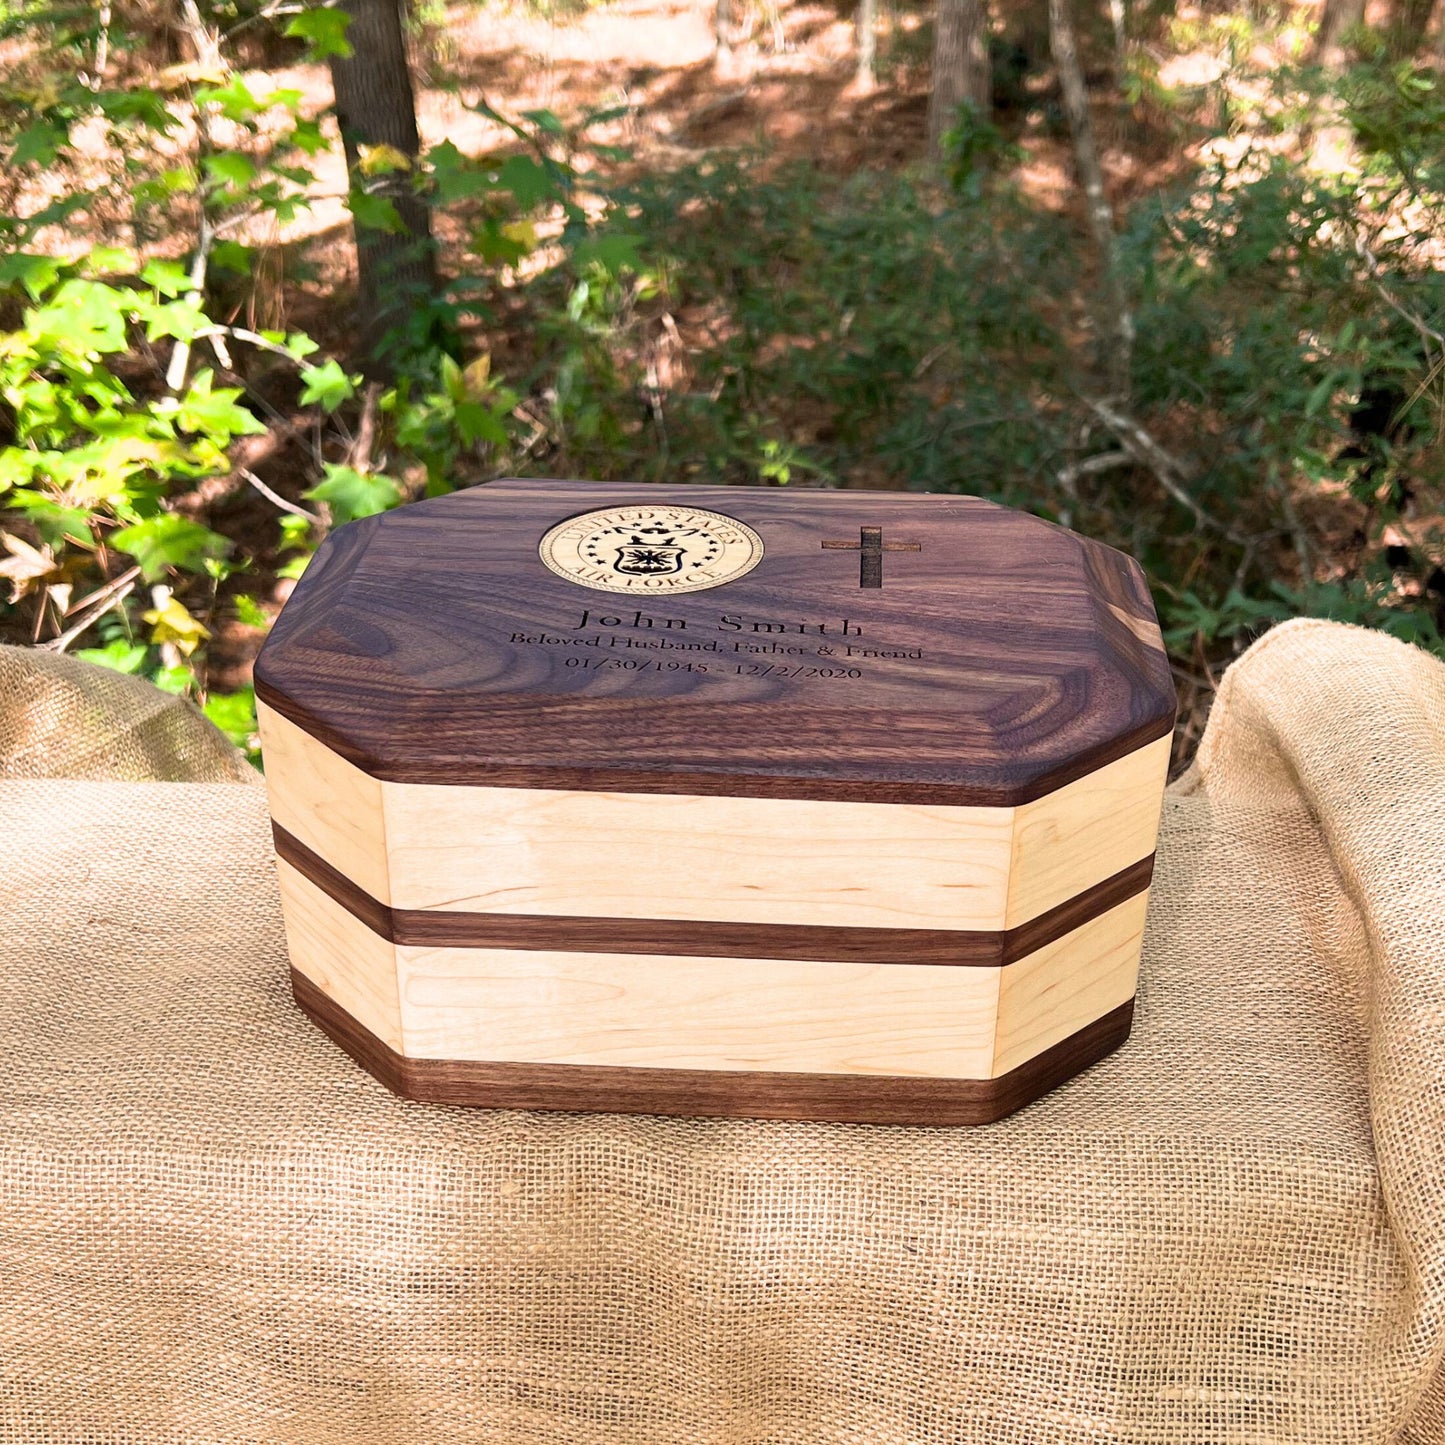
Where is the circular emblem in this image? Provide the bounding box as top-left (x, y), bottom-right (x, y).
top-left (538, 504), bottom-right (764, 594)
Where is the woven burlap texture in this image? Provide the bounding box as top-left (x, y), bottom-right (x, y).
top-left (1, 617), bottom-right (1442, 1444)
top-left (0, 643), bottom-right (258, 783)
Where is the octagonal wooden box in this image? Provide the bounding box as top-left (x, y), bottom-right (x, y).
top-left (255, 481), bottom-right (1174, 1125)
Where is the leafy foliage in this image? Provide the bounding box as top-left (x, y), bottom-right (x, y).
top-left (0, 0), bottom-right (1443, 771)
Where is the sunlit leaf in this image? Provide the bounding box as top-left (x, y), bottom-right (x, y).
top-left (203, 151), bottom-right (257, 190)
top-left (299, 358), bottom-right (357, 411)
top-left (233, 593), bottom-right (270, 628)
top-left (143, 595), bottom-right (211, 656)
top-left (288, 118), bottom-right (330, 156)
top-left (112, 514), bottom-right (231, 581)
top-left (0, 253), bottom-right (64, 300)
top-left (304, 464), bottom-right (403, 524)
top-left (141, 259), bottom-right (193, 297)
top-left (175, 371), bottom-right (267, 441)
top-left (284, 7), bottom-right (354, 60)
top-left (75, 639), bottom-right (149, 674)
top-left (203, 685), bottom-right (258, 751)
top-left (359, 143), bottom-right (412, 175)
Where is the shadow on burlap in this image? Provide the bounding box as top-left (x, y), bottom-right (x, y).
top-left (0, 620), bottom-right (1442, 1444)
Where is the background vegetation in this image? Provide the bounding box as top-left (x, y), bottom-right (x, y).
top-left (1, 0), bottom-right (1443, 767)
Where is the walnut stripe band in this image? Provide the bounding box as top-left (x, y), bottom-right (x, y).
top-left (272, 823), bottom-right (1154, 968)
top-left (290, 967), bottom-right (1135, 1126)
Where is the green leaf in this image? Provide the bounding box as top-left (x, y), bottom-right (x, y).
top-left (10, 121), bottom-right (66, 168)
top-left (0, 252), bottom-right (64, 300)
top-left (288, 118), bottom-right (330, 156)
top-left (82, 247), bottom-right (134, 276)
top-left (275, 551), bottom-right (313, 580)
top-left (304, 464), bottom-right (403, 524)
top-left (111, 513), bottom-right (232, 581)
top-left (284, 7), bottom-right (354, 60)
top-left (29, 279), bottom-right (131, 355)
top-left (284, 331), bottom-right (321, 361)
top-left (347, 189), bottom-right (407, 234)
top-left (203, 151), bottom-right (257, 191)
top-left (521, 108), bottom-right (565, 135)
top-left (299, 357), bottom-right (357, 411)
top-left (141, 259), bottom-right (193, 297)
top-left (143, 298), bottom-right (210, 343)
top-left (174, 371), bottom-right (267, 441)
top-left (194, 75), bottom-right (268, 124)
top-left (233, 593), bottom-right (270, 628)
top-left (1304, 372), bottom-right (1337, 418)
top-left (571, 232), bottom-right (643, 274)
top-left (75, 639), bottom-right (149, 674)
top-left (454, 400), bottom-right (509, 447)
top-left (5, 490), bottom-right (94, 547)
top-left (152, 664), bottom-right (192, 695)
top-left (210, 240), bottom-right (253, 275)
top-left (203, 685), bottom-right (258, 753)
top-left (497, 154), bottom-right (556, 209)
top-left (277, 513), bottom-right (312, 551)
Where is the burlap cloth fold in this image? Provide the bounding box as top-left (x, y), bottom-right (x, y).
top-left (1, 619), bottom-right (1442, 1444)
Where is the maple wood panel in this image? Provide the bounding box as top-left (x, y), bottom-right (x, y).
top-left (990, 892), bottom-right (1148, 1077)
top-left (277, 862), bottom-right (1146, 1081)
top-left (275, 860), bottom-right (402, 1052)
top-left (260, 701), bottom-right (1165, 932)
top-left (293, 967), bottom-right (1136, 1125)
top-left (259, 702), bottom-right (390, 905)
top-left (273, 820), bottom-right (1156, 966)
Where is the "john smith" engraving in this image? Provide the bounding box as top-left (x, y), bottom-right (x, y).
top-left (571, 609), bottom-right (862, 636)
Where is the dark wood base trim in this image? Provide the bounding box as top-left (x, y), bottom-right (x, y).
top-left (273, 823), bottom-right (1153, 968)
top-left (290, 968), bottom-right (1135, 1126)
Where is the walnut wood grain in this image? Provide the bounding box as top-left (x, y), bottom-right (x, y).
top-left (272, 822), bottom-right (1154, 965)
top-left (290, 967), bottom-right (1136, 1125)
top-left (254, 481), bottom-right (1175, 807)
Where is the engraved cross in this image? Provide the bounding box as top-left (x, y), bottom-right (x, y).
top-left (821, 526), bottom-right (922, 589)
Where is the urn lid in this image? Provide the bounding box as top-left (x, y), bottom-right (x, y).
top-left (253, 480), bottom-right (1175, 805)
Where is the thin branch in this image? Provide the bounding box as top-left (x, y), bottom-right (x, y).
top-left (1057, 448), bottom-right (1135, 489)
top-left (1056, 448), bottom-right (1134, 528)
top-left (1049, 0), bottom-right (1134, 394)
top-left (168, 0), bottom-right (230, 392)
top-left (40, 568), bottom-right (141, 653)
top-left (241, 468), bottom-right (320, 521)
top-left (347, 383), bottom-right (382, 473)
top-left (85, 0), bottom-right (112, 91)
top-left (1083, 396), bottom-right (1243, 540)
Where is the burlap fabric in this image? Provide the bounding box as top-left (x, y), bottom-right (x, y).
top-left (0, 643), bottom-right (257, 783)
top-left (1, 618), bottom-right (1442, 1444)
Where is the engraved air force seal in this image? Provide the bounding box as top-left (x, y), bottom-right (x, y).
top-left (538, 505), bottom-right (765, 594)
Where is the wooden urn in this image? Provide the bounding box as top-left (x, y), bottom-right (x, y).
top-left (255, 481), bottom-right (1174, 1125)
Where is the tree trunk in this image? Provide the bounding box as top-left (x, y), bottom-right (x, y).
top-left (1313, 0), bottom-right (1365, 69)
top-left (715, 0), bottom-right (734, 71)
top-left (329, 0), bottom-right (435, 366)
top-left (1388, 0), bottom-right (1436, 55)
top-left (856, 0), bottom-right (877, 90)
top-left (1048, 0), bottom-right (1132, 395)
top-left (926, 0), bottom-right (989, 160)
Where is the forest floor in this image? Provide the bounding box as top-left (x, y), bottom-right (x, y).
top-left (251, 0), bottom-right (1199, 333)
